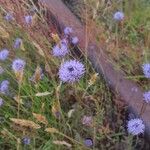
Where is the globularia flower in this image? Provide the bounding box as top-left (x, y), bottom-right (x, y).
top-left (143, 91), bottom-right (150, 103)
top-left (113, 11), bottom-right (124, 21)
top-left (64, 27), bottom-right (73, 35)
top-left (12, 59), bottom-right (26, 72)
top-left (52, 40), bottom-right (69, 57)
top-left (14, 38), bottom-right (22, 49)
top-left (0, 80), bottom-right (9, 94)
top-left (0, 98), bottom-right (4, 107)
top-left (142, 63), bottom-right (150, 78)
top-left (72, 36), bottom-right (79, 45)
top-left (127, 118), bottom-right (145, 135)
top-left (59, 60), bottom-right (85, 83)
top-left (22, 137), bottom-right (31, 145)
top-left (84, 138), bottom-right (93, 147)
top-left (25, 15), bottom-right (32, 24)
top-left (4, 13), bottom-right (14, 21)
top-left (0, 49), bottom-right (9, 61)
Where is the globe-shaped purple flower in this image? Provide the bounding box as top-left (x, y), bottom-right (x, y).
top-left (4, 13), bottom-right (14, 21)
top-left (22, 137), bottom-right (31, 145)
top-left (0, 80), bottom-right (9, 94)
top-left (52, 40), bottom-right (69, 57)
top-left (25, 15), bottom-right (32, 24)
top-left (59, 60), bottom-right (85, 83)
top-left (14, 38), bottom-right (22, 49)
top-left (0, 49), bottom-right (9, 61)
top-left (113, 11), bottom-right (124, 21)
top-left (64, 27), bottom-right (73, 35)
top-left (143, 91), bottom-right (150, 103)
top-left (127, 118), bottom-right (145, 135)
top-left (142, 63), bottom-right (150, 78)
top-left (12, 59), bottom-right (26, 72)
top-left (84, 138), bottom-right (93, 147)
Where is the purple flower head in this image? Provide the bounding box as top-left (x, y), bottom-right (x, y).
top-left (127, 118), bottom-right (145, 135)
top-left (59, 60), bottom-right (85, 83)
top-left (0, 98), bottom-right (4, 107)
top-left (84, 138), bottom-right (93, 147)
top-left (14, 38), bottom-right (22, 49)
top-left (82, 116), bottom-right (93, 126)
top-left (113, 11), bottom-right (124, 21)
top-left (25, 15), bottom-right (32, 24)
top-left (142, 63), bottom-right (150, 78)
top-left (72, 36), bottom-right (79, 45)
top-left (0, 80), bottom-right (9, 94)
top-left (52, 40), bottom-right (69, 57)
top-left (4, 13), bottom-right (14, 21)
top-left (143, 91), bottom-right (150, 103)
top-left (22, 137), bottom-right (31, 145)
top-left (0, 66), bottom-right (4, 74)
top-left (0, 49), bottom-right (9, 61)
top-left (12, 59), bottom-right (26, 72)
top-left (64, 27), bottom-right (73, 35)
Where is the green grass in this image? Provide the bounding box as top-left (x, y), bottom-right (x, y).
top-left (0, 1), bottom-right (149, 150)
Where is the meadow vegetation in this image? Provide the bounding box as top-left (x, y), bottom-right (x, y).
top-left (0, 0), bottom-right (149, 149)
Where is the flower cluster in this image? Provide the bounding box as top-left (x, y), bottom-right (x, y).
top-left (25, 15), bottom-right (33, 24)
top-left (12, 59), bottom-right (26, 72)
top-left (127, 118), bottom-right (145, 135)
top-left (142, 63), bottom-right (150, 79)
top-left (52, 40), bottom-right (69, 57)
top-left (0, 80), bottom-right (9, 94)
top-left (14, 38), bottom-right (22, 49)
top-left (22, 137), bottom-right (31, 145)
top-left (4, 12), bottom-right (14, 21)
top-left (84, 138), bottom-right (93, 147)
top-left (72, 36), bottom-right (79, 45)
top-left (59, 60), bottom-right (85, 83)
top-left (64, 27), bottom-right (73, 35)
top-left (113, 11), bottom-right (124, 21)
top-left (143, 91), bottom-right (150, 103)
top-left (0, 49), bottom-right (9, 61)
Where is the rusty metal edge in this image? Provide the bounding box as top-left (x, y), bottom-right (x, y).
top-left (40, 0), bottom-right (150, 139)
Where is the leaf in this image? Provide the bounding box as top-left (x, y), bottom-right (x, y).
top-left (10, 118), bottom-right (41, 129)
top-left (45, 127), bottom-right (59, 133)
top-left (32, 113), bottom-right (48, 125)
top-left (30, 66), bottom-right (42, 83)
top-left (15, 70), bottom-right (24, 84)
top-left (51, 33), bottom-right (60, 43)
top-left (51, 100), bottom-right (61, 118)
top-left (67, 109), bottom-right (75, 118)
top-left (13, 95), bottom-right (23, 104)
top-left (88, 73), bottom-right (99, 86)
top-left (32, 41), bottom-right (45, 57)
top-left (0, 26), bottom-right (9, 38)
top-left (35, 91), bottom-right (51, 97)
top-left (53, 140), bottom-right (72, 148)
